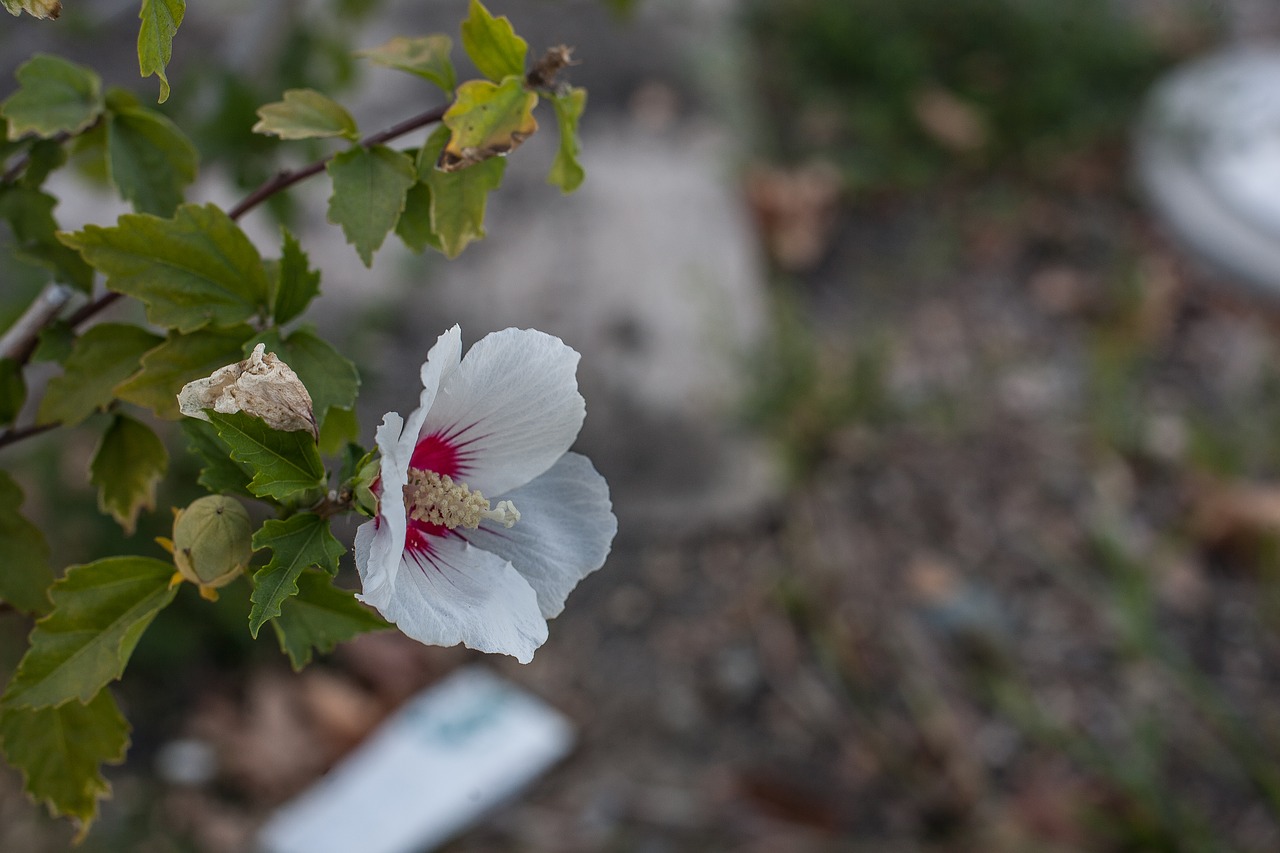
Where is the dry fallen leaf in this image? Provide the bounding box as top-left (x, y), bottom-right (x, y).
top-left (178, 343), bottom-right (317, 437)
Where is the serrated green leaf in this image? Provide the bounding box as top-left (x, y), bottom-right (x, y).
top-left (106, 95), bottom-right (198, 216)
top-left (137, 0), bottom-right (184, 104)
top-left (438, 76), bottom-right (537, 172)
top-left (182, 418), bottom-right (254, 497)
top-left (395, 180), bottom-right (441, 253)
top-left (207, 410), bottom-right (325, 502)
top-left (459, 0), bottom-right (528, 83)
top-left (0, 186), bottom-right (94, 290)
top-left (317, 405), bottom-right (359, 456)
top-left (0, 690), bottom-right (129, 838)
top-left (2, 556), bottom-right (178, 709)
top-left (114, 325), bottom-right (254, 419)
top-left (90, 414), bottom-right (168, 535)
top-left (37, 323), bottom-right (163, 427)
top-left (59, 204), bottom-right (270, 333)
top-left (249, 514), bottom-right (345, 637)
top-left (270, 570), bottom-right (389, 670)
top-left (253, 89), bottom-right (358, 141)
top-left (2, 0), bottom-right (62, 19)
top-left (548, 86), bottom-right (587, 193)
top-left (0, 357), bottom-right (26, 426)
top-left (1, 55), bottom-right (103, 139)
top-left (325, 144), bottom-right (415, 267)
top-left (418, 125), bottom-right (504, 258)
top-left (357, 35), bottom-right (456, 93)
top-left (0, 470), bottom-right (54, 615)
top-left (272, 228), bottom-right (321, 326)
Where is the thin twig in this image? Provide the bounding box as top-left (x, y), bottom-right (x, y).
top-left (0, 283), bottom-right (75, 362)
top-left (227, 103), bottom-right (449, 220)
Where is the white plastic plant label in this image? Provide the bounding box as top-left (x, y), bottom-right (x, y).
top-left (257, 667), bottom-right (575, 853)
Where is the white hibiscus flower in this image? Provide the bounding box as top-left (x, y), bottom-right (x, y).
top-left (354, 325), bottom-right (617, 663)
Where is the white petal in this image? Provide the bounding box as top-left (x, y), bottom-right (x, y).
top-left (401, 325), bottom-right (462, 457)
top-left (462, 453), bottom-right (616, 619)
top-left (358, 534), bottom-right (548, 663)
top-left (419, 328), bottom-right (585, 496)
top-left (365, 326), bottom-right (464, 600)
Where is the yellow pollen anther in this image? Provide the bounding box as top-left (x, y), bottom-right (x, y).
top-left (404, 469), bottom-right (520, 530)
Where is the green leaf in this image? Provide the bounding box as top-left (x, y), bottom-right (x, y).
top-left (459, 0), bottom-right (528, 83)
top-left (325, 144), bottom-right (416, 267)
top-left (394, 180), bottom-right (441, 253)
top-left (419, 125), bottom-right (505, 258)
top-left (1, 0), bottom-right (63, 20)
top-left (90, 414), bottom-right (169, 535)
top-left (272, 228), bottom-right (321, 326)
top-left (182, 418), bottom-right (254, 497)
top-left (207, 411), bottom-right (325, 502)
top-left (270, 570), bottom-right (388, 670)
top-left (59, 203), bottom-right (270, 333)
top-left (0, 186), bottom-right (94, 290)
top-left (0, 690), bottom-right (129, 838)
top-left (114, 325), bottom-right (254, 419)
top-left (0, 470), bottom-right (54, 615)
top-left (137, 0), bottom-right (185, 104)
top-left (438, 76), bottom-right (537, 172)
top-left (357, 35), bottom-right (456, 93)
top-left (548, 86), bottom-right (587, 193)
top-left (249, 514), bottom-right (345, 637)
top-left (106, 94), bottom-right (198, 216)
top-left (32, 321), bottom-right (75, 363)
top-left (253, 89), bottom-right (358, 141)
top-left (1, 55), bottom-right (103, 139)
top-left (37, 323), bottom-right (163, 427)
top-left (317, 404), bottom-right (359, 456)
top-left (2, 556), bottom-right (178, 709)
top-left (17, 138), bottom-right (68, 187)
top-left (0, 357), bottom-right (26, 426)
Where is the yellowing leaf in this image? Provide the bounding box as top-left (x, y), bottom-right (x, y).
top-left (2, 0), bottom-right (62, 20)
top-left (357, 35), bottom-right (456, 93)
top-left (418, 125), bottom-right (504, 258)
top-left (548, 86), bottom-right (586, 193)
top-left (137, 0), bottom-right (184, 104)
top-left (459, 0), bottom-right (528, 82)
top-left (253, 89), bottom-right (359, 141)
top-left (439, 76), bottom-right (537, 172)
top-left (90, 414), bottom-right (168, 534)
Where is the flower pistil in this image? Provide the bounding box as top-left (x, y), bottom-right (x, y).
top-left (404, 468), bottom-right (521, 530)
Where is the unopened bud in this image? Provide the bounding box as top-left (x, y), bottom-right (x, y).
top-left (171, 495), bottom-right (254, 593)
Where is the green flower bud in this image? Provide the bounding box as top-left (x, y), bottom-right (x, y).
top-left (171, 495), bottom-right (253, 596)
